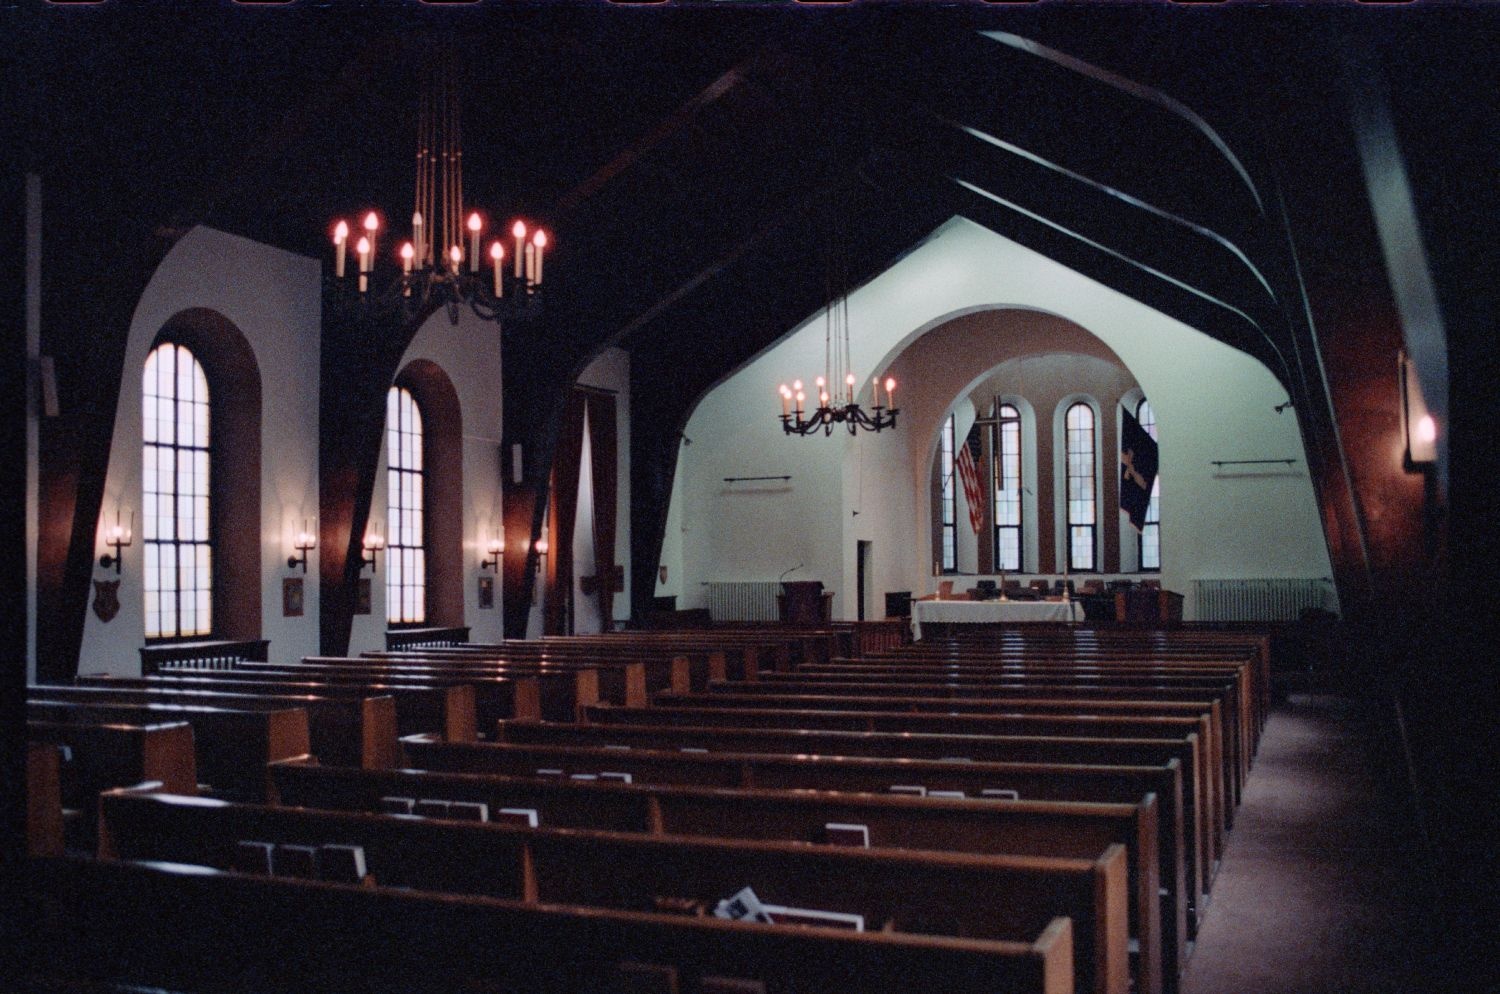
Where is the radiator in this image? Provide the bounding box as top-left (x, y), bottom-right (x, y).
top-left (1192, 578), bottom-right (1335, 621)
top-left (706, 581), bottom-right (782, 622)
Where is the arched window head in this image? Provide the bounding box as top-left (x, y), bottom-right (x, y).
top-left (1136, 398), bottom-right (1161, 571)
top-left (143, 342), bottom-right (212, 639)
top-left (992, 402), bottom-right (1023, 572)
top-left (1065, 402), bottom-right (1097, 572)
top-left (387, 385), bottom-right (427, 625)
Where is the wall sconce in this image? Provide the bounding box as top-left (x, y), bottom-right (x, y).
top-left (1399, 350), bottom-right (1438, 469)
top-left (481, 534), bottom-right (504, 573)
top-left (534, 527), bottom-right (549, 557)
top-left (287, 520), bottom-right (317, 573)
top-left (361, 528), bottom-right (386, 573)
top-left (99, 510), bottom-right (134, 574)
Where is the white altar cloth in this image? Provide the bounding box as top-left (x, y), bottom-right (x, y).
top-left (910, 598), bottom-right (1083, 640)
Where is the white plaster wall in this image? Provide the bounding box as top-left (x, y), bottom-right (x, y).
top-left (675, 217), bottom-right (1333, 620)
top-left (349, 307), bottom-right (506, 654)
top-left (79, 226), bottom-right (321, 675)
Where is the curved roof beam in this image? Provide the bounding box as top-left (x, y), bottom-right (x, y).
top-left (980, 30), bottom-right (1265, 215)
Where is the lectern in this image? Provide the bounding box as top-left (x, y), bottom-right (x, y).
top-left (779, 581), bottom-right (831, 624)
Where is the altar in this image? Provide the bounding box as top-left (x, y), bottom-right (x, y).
top-left (910, 598), bottom-right (1083, 640)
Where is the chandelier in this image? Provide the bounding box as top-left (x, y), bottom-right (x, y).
top-left (777, 226), bottom-right (898, 437)
top-left (328, 60), bottom-right (548, 326)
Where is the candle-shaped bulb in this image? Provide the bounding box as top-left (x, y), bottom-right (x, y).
top-left (356, 236), bottom-right (370, 255)
top-left (815, 375), bottom-right (826, 389)
top-left (333, 221), bottom-right (349, 278)
top-left (400, 242), bottom-right (414, 273)
top-left (512, 221), bottom-right (526, 277)
top-left (449, 245), bottom-right (462, 273)
top-left (363, 212), bottom-right (379, 233)
top-left (792, 379), bottom-right (803, 392)
top-left (333, 220), bottom-right (348, 244)
top-left (884, 376), bottom-right (897, 399)
top-left (512, 220), bottom-right (527, 239)
top-left (1417, 414), bottom-right (1436, 443)
top-left (468, 212), bottom-right (482, 233)
top-left (532, 230), bottom-right (547, 248)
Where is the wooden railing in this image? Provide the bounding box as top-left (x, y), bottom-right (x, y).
top-left (386, 626), bottom-right (470, 650)
top-left (140, 638), bottom-right (269, 675)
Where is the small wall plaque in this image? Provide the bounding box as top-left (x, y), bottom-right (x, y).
top-left (478, 574), bottom-right (495, 609)
top-left (282, 577), bottom-right (304, 617)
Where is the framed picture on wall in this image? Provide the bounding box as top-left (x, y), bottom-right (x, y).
top-left (282, 577), bottom-right (304, 617)
top-left (355, 578), bottom-right (372, 615)
top-left (478, 575), bottom-right (495, 610)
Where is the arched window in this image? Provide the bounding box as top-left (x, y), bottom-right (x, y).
top-left (939, 413), bottom-right (957, 573)
top-left (1065, 402), bottom-right (1097, 572)
top-left (992, 402), bottom-right (1023, 572)
top-left (387, 385), bottom-right (426, 625)
top-left (143, 342), bottom-right (212, 639)
top-left (1136, 398), bottom-right (1161, 571)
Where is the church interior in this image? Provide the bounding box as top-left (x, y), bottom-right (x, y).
top-left (3, 1), bottom-right (1496, 992)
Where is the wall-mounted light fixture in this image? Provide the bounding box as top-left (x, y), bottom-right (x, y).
top-left (1399, 350), bottom-right (1437, 470)
top-left (534, 527), bottom-right (550, 557)
top-left (481, 533), bottom-right (504, 573)
top-left (99, 510), bottom-right (134, 574)
top-left (361, 526), bottom-right (386, 573)
top-left (287, 520), bottom-right (317, 573)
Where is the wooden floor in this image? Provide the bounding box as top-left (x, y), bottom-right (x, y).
top-left (1181, 694), bottom-right (1456, 994)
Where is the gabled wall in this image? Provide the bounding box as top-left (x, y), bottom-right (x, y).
top-left (668, 217), bottom-right (1333, 620)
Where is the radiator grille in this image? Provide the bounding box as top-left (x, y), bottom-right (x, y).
top-left (706, 581), bottom-right (781, 622)
top-left (1192, 578), bottom-right (1336, 621)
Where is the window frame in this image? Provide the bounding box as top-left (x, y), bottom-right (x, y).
top-left (939, 412), bottom-right (958, 573)
top-left (991, 402), bottom-right (1023, 573)
top-left (142, 341), bottom-right (214, 642)
top-left (386, 385), bottom-right (428, 627)
top-left (1064, 401), bottom-right (1098, 573)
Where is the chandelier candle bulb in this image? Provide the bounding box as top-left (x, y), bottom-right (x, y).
top-left (846, 372), bottom-right (856, 403)
top-left (780, 385), bottom-right (790, 417)
top-left (525, 242), bottom-right (536, 286)
top-left (333, 221), bottom-right (348, 278)
top-left (885, 377), bottom-right (896, 406)
top-left (356, 236), bottom-right (371, 293)
top-left (401, 242), bottom-right (414, 274)
top-left (533, 230), bottom-right (546, 285)
top-left (412, 212), bottom-right (424, 269)
top-left (468, 213), bottom-right (482, 272)
top-left (513, 221), bottom-right (526, 278)
top-left (449, 245), bottom-right (462, 275)
top-left (490, 242), bottom-right (504, 296)
top-left (363, 211), bottom-right (379, 264)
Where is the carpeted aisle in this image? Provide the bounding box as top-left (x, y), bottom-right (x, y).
top-left (1180, 695), bottom-right (1452, 994)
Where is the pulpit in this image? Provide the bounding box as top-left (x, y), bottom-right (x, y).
top-left (778, 581), bottom-right (832, 624)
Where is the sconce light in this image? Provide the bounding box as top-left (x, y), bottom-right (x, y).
top-left (99, 510), bottom-right (134, 574)
top-left (361, 528), bottom-right (386, 573)
top-left (1399, 350), bottom-right (1438, 469)
top-left (287, 520), bottom-right (317, 573)
top-left (481, 534), bottom-right (504, 573)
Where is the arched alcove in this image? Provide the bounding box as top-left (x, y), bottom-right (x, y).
top-left (392, 358), bottom-right (464, 628)
top-left (151, 307), bottom-right (262, 641)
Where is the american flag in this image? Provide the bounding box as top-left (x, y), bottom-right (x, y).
top-left (955, 423), bottom-right (985, 534)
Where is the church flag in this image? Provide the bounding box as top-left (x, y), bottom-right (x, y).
top-left (956, 422), bottom-right (985, 535)
top-left (1120, 405), bottom-right (1159, 531)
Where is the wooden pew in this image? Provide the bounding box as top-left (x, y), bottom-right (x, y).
top-left (29, 684), bottom-right (394, 769)
top-left (77, 672), bottom-right (482, 743)
top-left (26, 742), bottom-right (66, 857)
top-left (99, 788), bottom-right (1126, 994)
top-left (25, 718), bottom-right (197, 850)
top-left (366, 647), bottom-right (694, 699)
top-left (272, 758), bottom-right (1167, 994)
top-left (21, 857), bottom-right (1076, 994)
top-left (580, 702), bottom-right (1222, 883)
top-left (652, 688), bottom-right (1235, 823)
top-left (493, 717), bottom-right (1211, 935)
top-left (284, 658), bottom-right (599, 722)
top-left (28, 701), bottom-right (306, 802)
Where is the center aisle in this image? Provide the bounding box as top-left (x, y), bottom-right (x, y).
top-left (1180, 695), bottom-right (1446, 994)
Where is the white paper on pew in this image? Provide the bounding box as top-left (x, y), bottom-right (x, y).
top-left (570, 773), bottom-right (599, 781)
top-left (761, 904), bottom-right (865, 932)
top-left (679, 747), bottom-right (709, 753)
top-left (981, 788), bottom-right (1020, 801)
top-left (535, 768), bottom-right (566, 777)
top-left (599, 772), bottom-right (633, 784)
top-left (929, 790), bottom-right (966, 799)
top-left (938, 757), bottom-right (974, 763)
top-left (888, 785), bottom-right (927, 796)
top-left (713, 886), bottom-right (775, 924)
top-left (604, 744), bottom-right (632, 751)
top-left (448, 801), bottom-right (490, 822)
top-left (823, 823), bottom-right (870, 848)
top-left (496, 808), bottom-right (540, 827)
